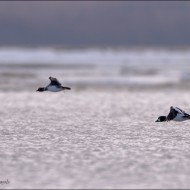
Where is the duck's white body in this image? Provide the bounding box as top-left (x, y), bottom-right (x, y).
top-left (173, 114), bottom-right (188, 121)
top-left (47, 86), bottom-right (63, 92)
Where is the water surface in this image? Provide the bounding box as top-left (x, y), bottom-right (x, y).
top-left (1, 90), bottom-right (190, 189)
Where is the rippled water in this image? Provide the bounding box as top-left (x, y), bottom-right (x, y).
top-left (1, 89), bottom-right (190, 189)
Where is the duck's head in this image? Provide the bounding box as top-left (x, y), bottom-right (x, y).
top-left (155, 116), bottom-right (167, 122)
top-left (36, 87), bottom-right (45, 92)
top-left (49, 76), bottom-right (56, 81)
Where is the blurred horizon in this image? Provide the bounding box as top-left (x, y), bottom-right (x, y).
top-left (0, 1), bottom-right (190, 91)
top-left (0, 1), bottom-right (190, 47)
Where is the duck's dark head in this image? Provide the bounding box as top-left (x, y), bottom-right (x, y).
top-left (49, 76), bottom-right (54, 80)
top-left (155, 116), bottom-right (167, 122)
top-left (36, 87), bottom-right (45, 92)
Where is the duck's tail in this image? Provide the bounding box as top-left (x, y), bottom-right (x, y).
top-left (62, 86), bottom-right (71, 90)
top-left (182, 114), bottom-right (190, 120)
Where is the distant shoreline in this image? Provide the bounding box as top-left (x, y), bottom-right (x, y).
top-left (0, 45), bottom-right (190, 51)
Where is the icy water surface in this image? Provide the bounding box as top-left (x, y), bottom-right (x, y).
top-left (1, 89), bottom-right (190, 189)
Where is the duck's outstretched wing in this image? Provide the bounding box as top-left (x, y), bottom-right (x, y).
top-left (166, 106), bottom-right (178, 121)
top-left (175, 107), bottom-right (185, 114)
top-left (49, 76), bottom-right (62, 86)
top-left (175, 107), bottom-right (190, 117)
top-left (62, 86), bottom-right (71, 90)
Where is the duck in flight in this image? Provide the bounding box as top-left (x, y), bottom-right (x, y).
top-left (155, 106), bottom-right (190, 122)
top-left (37, 76), bottom-right (71, 92)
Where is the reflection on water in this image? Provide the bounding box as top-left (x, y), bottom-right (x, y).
top-left (1, 90), bottom-right (190, 188)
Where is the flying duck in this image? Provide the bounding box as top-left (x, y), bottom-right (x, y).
top-left (37, 76), bottom-right (71, 92)
top-left (155, 106), bottom-right (190, 122)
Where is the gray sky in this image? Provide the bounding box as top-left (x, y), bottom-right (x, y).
top-left (0, 1), bottom-right (190, 47)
